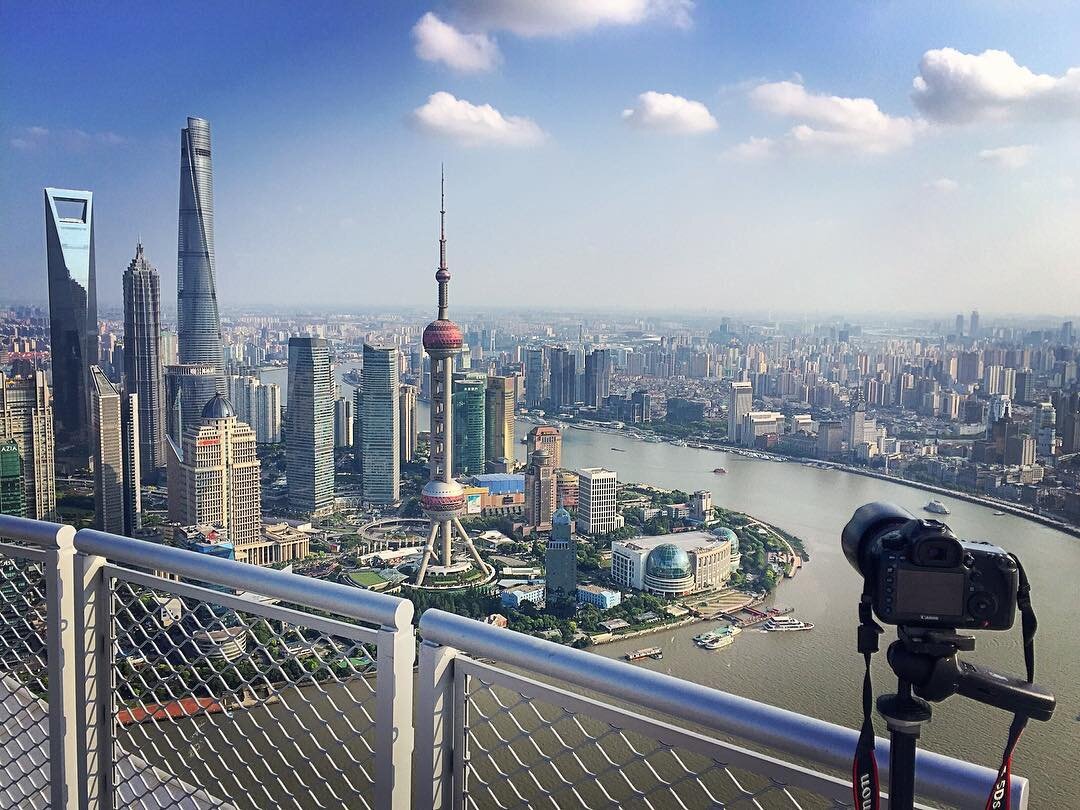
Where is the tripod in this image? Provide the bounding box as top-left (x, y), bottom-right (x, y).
top-left (875, 626), bottom-right (1055, 810)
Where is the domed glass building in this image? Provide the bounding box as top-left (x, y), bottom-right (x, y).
top-left (712, 526), bottom-right (738, 548)
top-left (643, 543), bottom-right (695, 596)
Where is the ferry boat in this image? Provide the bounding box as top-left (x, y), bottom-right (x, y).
top-left (764, 616), bottom-right (813, 632)
top-left (924, 499), bottom-right (950, 515)
top-left (704, 635), bottom-right (735, 650)
top-left (695, 625), bottom-right (741, 647)
top-left (626, 647), bottom-right (663, 661)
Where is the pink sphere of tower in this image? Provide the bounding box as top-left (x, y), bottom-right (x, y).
top-left (421, 479), bottom-right (466, 520)
top-left (423, 318), bottom-right (464, 355)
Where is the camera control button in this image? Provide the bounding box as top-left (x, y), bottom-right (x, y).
top-left (967, 592), bottom-right (997, 620)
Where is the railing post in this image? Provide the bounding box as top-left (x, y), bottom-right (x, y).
top-left (43, 523), bottom-right (79, 810)
top-left (374, 603), bottom-right (416, 810)
top-left (74, 551), bottom-right (113, 810)
top-left (413, 639), bottom-right (459, 810)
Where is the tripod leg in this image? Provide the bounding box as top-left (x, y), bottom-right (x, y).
top-left (887, 725), bottom-right (919, 810)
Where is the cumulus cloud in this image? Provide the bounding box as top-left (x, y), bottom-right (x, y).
top-left (978, 145), bottom-right (1034, 170)
top-left (723, 136), bottom-right (775, 160)
top-left (912, 48), bottom-right (1080, 124)
top-left (412, 91), bottom-right (546, 147)
top-left (453, 0), bottom-right (693, 37)
top-left (621, 91), bottom-right (717, 134)
top-left (413, 12), bottom-right (499, 72)
top-left (925, 178), bottom-right (959, 192)
top-left (750, 80), bottom-right (922, 154)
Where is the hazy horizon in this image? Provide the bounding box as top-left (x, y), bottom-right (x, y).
top-left (4, 1), bottom-right (1080, 314)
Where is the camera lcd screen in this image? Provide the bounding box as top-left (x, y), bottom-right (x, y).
top-left (894, 569), bottom-right (965, 617)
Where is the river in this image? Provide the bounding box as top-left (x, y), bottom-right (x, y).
top-left (262, 364), bottom-right (1078, 803)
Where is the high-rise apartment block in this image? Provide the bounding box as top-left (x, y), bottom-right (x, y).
top-left (399, 384), bottom-right (418, 463)
top-left (484, 375), bottom-right (515, 469)
top-left (0, 372), bottom-right (56, 520)
top-left (45, 188), bottom-right (97, 465)
top-left (89, 366), bottom-right (140, 535)
top-left (287, 337), bottom-right (335, 517)
top-left (452, 372), bottom-right (486, 476)
top-left (168, 395), bottom-right (263, 561)
top-left (123, 242), bottom-right (166, 479)
top-left (177, 117), bottom-right (225, 395)
top-left (361, 343), bottom-right (400, 505)
top-left (577, 467), bottom-right (623, 536)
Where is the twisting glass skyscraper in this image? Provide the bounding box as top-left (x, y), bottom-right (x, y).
top-left (45, 187), bottom-right (97, 465)
top-left (123, 242), bottom-right (166, 479)
top-left (177, 117), bottom-right (224, 392)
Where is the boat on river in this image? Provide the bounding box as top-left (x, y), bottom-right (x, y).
top-left (611, 447), bottom-right (626, 452)
top-left (626, 647), bottom-right (663, 661)
top-left (764, 616), bottom-right (813, 632)
top-left (924, 499), bottom-right (950, 515)
top-left (713, 467), bottom-right (727, 475)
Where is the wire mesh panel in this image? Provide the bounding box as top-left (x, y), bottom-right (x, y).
top-left (110, 570), bottom-right (383, 810)
top-left (0, 546), bottom-right (50, 809)
top-left (457, 660), bottom-right (852, 810)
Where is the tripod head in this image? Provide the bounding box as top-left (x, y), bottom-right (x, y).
top-left (887, 625), bottom-right (1055, 721)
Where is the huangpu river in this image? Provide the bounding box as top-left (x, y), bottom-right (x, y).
top-left (259, 363), bottom-right (1079, 804)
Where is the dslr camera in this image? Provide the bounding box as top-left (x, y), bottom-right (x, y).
top-left (842, 502), bottom-right (1017, 630)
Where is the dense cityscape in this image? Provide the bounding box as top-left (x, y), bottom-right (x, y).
top-left (4, 3), bottom-right (1080, 807)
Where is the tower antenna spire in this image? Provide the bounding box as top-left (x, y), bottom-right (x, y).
top-left (436, 165), bottom-right (449, 320)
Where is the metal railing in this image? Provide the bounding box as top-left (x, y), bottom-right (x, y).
top-left (0, 515), bottom-right (1028, 809)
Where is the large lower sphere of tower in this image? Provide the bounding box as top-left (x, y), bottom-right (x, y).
top-left (423, 319), bottom-right (463, 357)
top-left (421, 479), bottom-right (466, 520)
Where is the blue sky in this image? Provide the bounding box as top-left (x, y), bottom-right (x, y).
top-left (3, 1), bottom-right (1080, 316)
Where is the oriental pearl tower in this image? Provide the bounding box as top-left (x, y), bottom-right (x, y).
top-left (415, 170), bottom-right (491, 586)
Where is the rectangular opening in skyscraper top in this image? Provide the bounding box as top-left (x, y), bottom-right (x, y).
top-left (54, 198), bottom-right (87, 223)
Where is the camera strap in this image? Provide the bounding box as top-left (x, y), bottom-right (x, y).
top-left (853, 591), bottom-right (883, 810)
top-left (984, 555), bottom-right (1037, 810)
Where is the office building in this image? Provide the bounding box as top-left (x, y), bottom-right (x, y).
top-left (123, 242), bottom-right (166, 480)
top-left (177, 117), bottom-right (225, 394)
top-left (667, 397), bottom-right (706, 424)
top-left (583, 349), bottom-right (613, 408)
top-left (1014, 370), bottom-right (1035, 405)
top-left (414, 172), bottom-right (489, 585)
top-left (89, 367), bottom-right (140, 535)
top-left (334, 396), bottom-right (353, 449)
top-left (0, 440), bottom-right (24, 517)
top-left (0, 372), bottom-right (56, 520)
top-left (287, 337), bottom-right (335, 517)
top-left (167, 395), bottom-right (262, 562)
top-left (452, 372), bottom-right (486, 476)
top-left (611, 531), bottom-right (733, 597)
top-left (577, 467), bottom-right (623, 536)
top-left (361, 343), bottom-right (400, 505)
top-left (743, 411), bottom-right (785, 447)
top-left (577, 584), bottom-right (621, 610)
top-left (549, 347), bottom-right (576, 409)
top-left (970, 309), bottom-right (980, 338)
top-left (555, 469), bottom-right (579, 510)
top-left (954, 313), bottom-right (964, 338)
top-left (159, 330), bottom-right (178, 367)
top-left (817, 420), bottom-right (844, 459)
top-left (728, 381), bottom-right (753, 444)
top-left (524, 348), bottom-right (547, 409)
top-left (528, 425), bottom-right (562, 469)
top-left (544, 506), bottom-right (577, 599)
top-left (399, 384), bottom-right (418, 463)
top-left (45, 188), bottom-right (97, 465)
top-left (1033, 402), bottom-right (1057, 459)
top-left (690, 490), bottom-right (712, 522)
top-left (484, 375), bottom-right (515, 469)
top-left (525, 449), bottom-right (556, 532)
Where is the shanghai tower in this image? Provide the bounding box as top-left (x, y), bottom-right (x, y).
top-left (177, 117), bottom-right (225, 399)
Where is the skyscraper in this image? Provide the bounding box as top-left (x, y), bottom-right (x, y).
top-left (970, 309), bottom-right (980, 338)
top-left (577, 467), bottom-right (623, 536)
top-left (728, 381), bottom-right (753, 445)
top-left (177, 117), bottom-right (224, 393)
top-left (452, 371), bottom-right (486, 476)
top-left (528, 425), bottom-right (562, 469)
top-left (954, 313), bottom-right (964, 338)
top-left (524, 449), bottom-right (556, 532)
top-left (256, 383), bottom-right (281, 444)
top-left (45, 188), bottom-right (97, 466)
top-left (89, 367), bottom-right (141, 535)
top-left (334, 396), bottom-right (353, 449)
top-left (583, 349), bottom-right (613, 408)
top-left (0, 371), bottom-right (56, 520)
top-left (524, 348), bottom-right (547, 409)
top-left (123, 242), bottom-right (166, 479)
top-left (415, 172), bottom-right (489, 586)
top-left (165, 363), bottom-right (221, 443)
top-left (549, 347), bottom-right (576, 409)
top-left (545, 506), bottom-right (577, 599)
top-left (168, 394), bottom-right (262, 562)
top-left (399, 383), bottom-right (418, 463)
top-left (0, 440), bottom-right (24, 517)
top-left (484, 375), bottom-right (515, 469)
top-left (287, 337), bottom-right (335, 516)
top-left (361, 343), bottom-right (400, 505)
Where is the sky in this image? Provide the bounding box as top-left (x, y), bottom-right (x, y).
top-left (3, 1), bottom-right (1080, 317)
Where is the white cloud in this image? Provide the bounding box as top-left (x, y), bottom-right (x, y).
top-left (621, 91), bottom-right (717, 134)
top-left (925, 177), bottom-right (959, 192)
top-left (412, 91), bottom-right (546, 147)
top-left (412, 12), bottom-right (499, 73)
top-left (723, 136), bottom-right (775, 160)
top-left (453, 0), bottom-right (693, 37)
top-left (750, 80), bottom-right (922, 154)
top-left (978, 145), bottom-right (1034, 170)
top-left (912, 48), bottom-right (1080, 123)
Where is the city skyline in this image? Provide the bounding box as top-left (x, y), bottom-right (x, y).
top-left (4, 2), bottom-right (1080, 314)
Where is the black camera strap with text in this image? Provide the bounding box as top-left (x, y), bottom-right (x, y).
top-left (851, 555), bottom-right (1037, 810)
